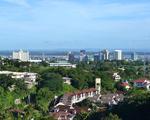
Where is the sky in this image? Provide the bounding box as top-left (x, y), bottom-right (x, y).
top-left (0, 0), bottom-right (150, 50)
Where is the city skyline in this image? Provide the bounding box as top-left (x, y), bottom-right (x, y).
top-left (0, 0), bottom-right (150, 50)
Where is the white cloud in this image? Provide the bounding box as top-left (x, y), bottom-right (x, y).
top-left (3, 0), bottom-right (30, 7)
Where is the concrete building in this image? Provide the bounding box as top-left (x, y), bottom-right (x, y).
top-left (101, 49), bottom-right (109, 60)
top-left (62, 77), bottom-right (72, 85)
top-left (28, 59), bottom-right (42, 63)
top-left (95, 78), bottom-right (101, 94)
top-left (131, 52), bottom-right (138, 61)
top-left (79, 50), bottom-right (88, 62)
top-left (133, 78), bottom-right (150, 90)
top-left (52, 105), bottom-right (78, 120)
top-left (56, 78), bottom-right (101, 107)
top-left (88, 55), bottom-right (94, 62)
top-left (100, 93), bottom-right (124, 106)
top-left (56, 88), bottom-right (98, 107)
top-left (113, 73), bottom-right (121, 81)
top-left (12, 50), bottom-right (29, 62)
top-left (94, 54), bottom-right (100, 62)
top-left (0, 71), bottom-right (37, 89)
top-left (49, 62), bottom-right (76, 68)
top-left (68, 52), bottom-right (75, 63)
top-left (114, 50), bottom-right (122, 60)
top-left (52, 78), bottom-right (124, 120)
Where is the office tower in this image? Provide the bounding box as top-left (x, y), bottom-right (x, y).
top-left (114, 50), bottom-right (122, 60)
top-left (12, 50), bottom-right (29, 62)
top-left (94, 53), bottom-right (100, 62)
top-left (88, 55), bottom-right (94, 62)
top-left (80, 50), bottom-right (88, 62)
top-left (131, 52), bottom-right (138, 61)
top-left (101, 49), bottom-right (109, 60)
top-left (68, 52), bottom-right (75, 63)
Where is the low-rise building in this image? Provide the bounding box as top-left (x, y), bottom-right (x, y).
top-left (0, 71), bottom-right (37, 89)
top-left (53, 88), bottom-right (99, 120)
top-left (118, 81), bottom-right (131, 91)
top-left (52, 105), bottom-right (79, 120)
top-left (52, 78), bottom-right (101, 120)
top-left (28, 59), bottom-right (42, 63)
top-left (62, 77), bottom-right (72, 85)
top-left (113, 73), bottom-right (121, 81)
top-left (133, 78), bottom-right (150, 90)
top-left (50, 62), bottom-right (76, 68)
top-left (56, 88), bottom-right (98, 107)
top-left (100, 93), bottom-right (124, 106)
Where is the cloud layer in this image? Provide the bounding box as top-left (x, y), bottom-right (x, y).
top-left (3, 0), bottom-right (30, 7)
top-left (0, 0), bottom-right (150, 50)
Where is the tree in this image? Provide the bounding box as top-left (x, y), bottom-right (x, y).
top-left (39, 73), bottom-right (63, 92)
top-left (24, 105), bottom-right (42, 120)
top-left (0, 75), bottom-right (14, 89)
top-left (111, 92), bottom-right (150, 120)
top-left (74, 113), bottom-right (89, 120)
top-left (102, 113), bottom-right (121, 120)
top-left (36, 88), bottom-right (54, 113)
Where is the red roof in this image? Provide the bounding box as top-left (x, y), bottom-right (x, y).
top-left (133, 78), bottom-right (148, 83)
top-left (119, 82), bottom-right (129, 87)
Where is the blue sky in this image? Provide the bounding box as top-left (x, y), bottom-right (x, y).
top-left (0, 0), bottom-right (150, 50)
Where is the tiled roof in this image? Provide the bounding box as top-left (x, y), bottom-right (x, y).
top-left (65, 88), bottom-right (96, 97)
top-left (59, 88), bottom-right (97, 105)
top-left (119, 82), bottom-right (129, 87)
top-left (133, 78), bottom-right (148, 83)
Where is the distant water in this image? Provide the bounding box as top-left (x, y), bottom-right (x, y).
top-left (0, 50), bottom-right (150, 57)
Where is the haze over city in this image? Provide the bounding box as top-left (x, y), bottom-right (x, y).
top-left (0, 0), bottom-right (150, 50)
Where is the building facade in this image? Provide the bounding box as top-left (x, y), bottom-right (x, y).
top-left (49, 62), bottom-right (76, 68)
top-left (68, 52), bottom-right (75, 63)
top-left (0, 71), bottom-right (37, 89)
top-left (131, 52), bottom-right (138, 61)
top-left (79, 50), bottom-right (88, 62)
top-left (101, 49), bottom-right (109, 60)
top-left (94, 54), bottom-right (100, 62)
top-left (133, 79), bottom-right (150, 90)
top-left (95, 78), bottom-right (101, 94)
top-left (114, 50), bottom-right (122, 60)
top-left (12, 50), bottom-right (29, 62)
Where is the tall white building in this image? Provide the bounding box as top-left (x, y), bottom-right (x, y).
top-left (13, 50), bottom-right (29, 62)
top-left (114, 50), bottom-right (122, 60)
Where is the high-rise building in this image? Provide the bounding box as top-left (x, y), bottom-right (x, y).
top-left (88, 55), bottom-right (94, 62)
top-left (68, 52), bottom-right (75, 63)
top-left (131, 52), bottom-right (138, 61)
top-left (114, 50), bottom-right (122, 60)
top-left (80, 50), bottom-right (88, 62)
top-left (101, 49), bottom-right (109, 60)
top-left (94, 53), bottom-right (100, 62)
top-left (12, 50), bottom-right (29, 62)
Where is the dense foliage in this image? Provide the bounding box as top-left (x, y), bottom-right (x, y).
top-left (0, 58), bottom-right (150, 119)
